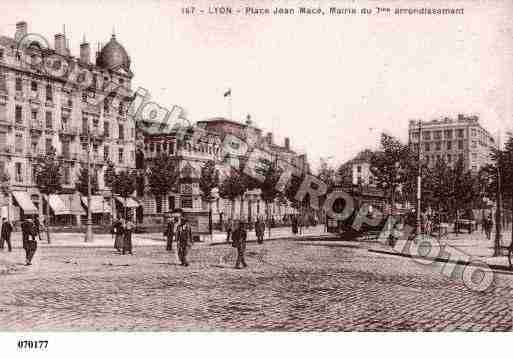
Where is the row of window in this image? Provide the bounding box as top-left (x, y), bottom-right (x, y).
top-left (3, 132), bottom-right (133, 164)
top-left (11, 79), bottom-right (127, 117)
top-left (412, 127), bottom-right (491, 142)
top-left (412, 128), bottom-right (466, 141)
top-left (13, 105), bottom-right (133, 138)
top-left (425, 153), bottom-right (464, 165)
top-left (154, 195), bottom-right (194, 213)
top-left (144, 141), bottom-right (221, 156)
top-left (414, 140), bottom-right (465, 152)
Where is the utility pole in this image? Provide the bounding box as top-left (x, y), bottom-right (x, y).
top-left (85, 125), bottom-right (93, 242)
top-left (416, 120), bottom-right (422, 235)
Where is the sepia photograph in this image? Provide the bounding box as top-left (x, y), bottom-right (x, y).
top-left (0, 0), bottom-right (512, 356)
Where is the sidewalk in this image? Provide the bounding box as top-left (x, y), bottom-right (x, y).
top-left (0, 225), bottom-right (333, 249)
top-left (206, 225), bottom-right (334, 245)
top-left (368, 230), bottom-right (513, 271)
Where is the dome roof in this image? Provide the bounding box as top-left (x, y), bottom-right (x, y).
top-left (96, 34), bottom-right (131, 71)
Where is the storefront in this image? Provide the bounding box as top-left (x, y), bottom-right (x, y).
top-left (115, 196), bottom-right (140, 222)
top-left (12, 191), bottom-right (38, 220)
top-left (46, 193), bottom-right (85, 226)
top-left (81, 195), bottom-right (113, 225)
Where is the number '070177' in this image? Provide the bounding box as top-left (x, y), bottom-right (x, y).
top-left (17, 340), bottom-right (48, 350)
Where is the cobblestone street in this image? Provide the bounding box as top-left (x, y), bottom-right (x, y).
top-left (0, 239), bottom-right (512, 331)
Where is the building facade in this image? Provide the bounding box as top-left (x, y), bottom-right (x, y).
top-left (197, 117), bottom-right (309, 222)
top-left (0, 21), bottom-right (136, 221)
top-left (408, 114), bottom-right (495, 172)
top-left (135, 125), bottom-right (223, 224)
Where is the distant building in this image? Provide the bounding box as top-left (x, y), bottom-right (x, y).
top-left (338, 149), bottom-right (375, 187)
top-left (197, 117), bottom-right (310, 222)
top-left (408, 114), bottom-right (495, 172)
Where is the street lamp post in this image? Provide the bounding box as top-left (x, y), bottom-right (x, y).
top-left (416, 120), bottom-right (422, 235)
top-left (85, 127), bottom-right (93, 242)
top-left (494, 150), bottom-right (502, 256)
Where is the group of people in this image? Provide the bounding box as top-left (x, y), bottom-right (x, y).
top-left (163, 216), bottom-right (194, 266)
top-left (291, 214), bottom-right (310, 235)
top-left (0, 216), bottom-right (47, 266)
top-left (111, 217), bottom-right (136, 255)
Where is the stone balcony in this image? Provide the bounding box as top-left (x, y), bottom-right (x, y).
top-left (58, 126), bottom-right (79, 139)
top-left (0, 145), bottom-right (14, 156)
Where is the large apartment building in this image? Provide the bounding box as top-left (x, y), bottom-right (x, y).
top-left (408, 114), bottom-right (495, 172)
top-left (134, 116), bottom-right (306, 225)
top-left (0, 21), bottom-right (136, 220)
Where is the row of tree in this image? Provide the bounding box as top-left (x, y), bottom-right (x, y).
top-left (326, 132), bottom-right (513, 223)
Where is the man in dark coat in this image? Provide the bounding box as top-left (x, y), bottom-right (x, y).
top-left (21, 218), bottom-right (37, 265)
top-left (232, 221), bottom-right (247, 269)
top-left (176, 218), bottom-right (193, 266)
top-left (34, 216), bottom-right (41, 241)
top-left (111, 217), bottom-right (124, 252)
top-left (0, 218), bottom-right (13, 252)
top-left (255, 218), bottom-right (264, 244)
top-left (164, 216), bottom-right (178, 251)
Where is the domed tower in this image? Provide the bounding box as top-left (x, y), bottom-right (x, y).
top-left (96, 33), bottom-right (132, 73)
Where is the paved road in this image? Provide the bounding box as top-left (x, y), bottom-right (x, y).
top-left (0, 239), bottom-right (511, 331)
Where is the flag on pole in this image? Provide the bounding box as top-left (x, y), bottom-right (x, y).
top-left (224, 89), bottom-right (231, 97)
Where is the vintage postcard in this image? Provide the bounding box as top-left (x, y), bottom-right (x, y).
top-left (0, 0), bottom-right (512, 356)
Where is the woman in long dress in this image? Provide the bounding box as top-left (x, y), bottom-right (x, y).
top-left (123, 220), bottom-right (134, 255)
top-left (112, 218), bottom-right (124, 252)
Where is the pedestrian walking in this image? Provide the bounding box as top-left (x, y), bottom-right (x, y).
top-left (34, 216), bottom-right (41, 241)
top-left (42, 216), bottom-right (51, 244)
top-left (0, 217), bottom-right (13, 252)
top-left (255, 217), bottom-right (264, 244)
top-left (291, 215), bottom-right (298, 235)
top-left (232, 221), bottom-right (247, 269)
top-left (225, 219), bottom-right (233, 242)
top-left (122, 219), bottom-right (135, 255)
top-left (111, 217), bottom-right (124, 252)
top-left (298, 214), bottom-right (304, 235)
top-left (484, 214), bottom-right (493, 241)
top-left (164, 216), bottom-right (178, 251)
top-left (21, 218), bottom-right (37, 266)
top-left (176, 218), bottom-right (193, 266)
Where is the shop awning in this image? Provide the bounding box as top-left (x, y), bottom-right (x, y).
top-left (48, 194), bottom-right (67, 215)
top-left (12, 191), bottom-right (38, 215)
top-left (81, 196), bottom-right (112, 214)
top-left (115, 196), bottom-right (140, 208)
top-left (48, 194), bottom-right (86, 216)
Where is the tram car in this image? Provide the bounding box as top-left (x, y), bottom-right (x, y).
top-left (325, 185), bottom-right (388, 240)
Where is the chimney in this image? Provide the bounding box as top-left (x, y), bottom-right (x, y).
top-left (266, 132), bottom-right (273, 145)
top-left (80, 40), bottom-right (91, 64)
top-left (14, 21), bottom-right (28, 42)
top-left (284, 137), bottom-right (290, 150)
top-left (54, 33), bottom-right (66, 55)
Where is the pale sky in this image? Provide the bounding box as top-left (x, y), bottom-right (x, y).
top-left (2, 0), bottom-right (512, 171)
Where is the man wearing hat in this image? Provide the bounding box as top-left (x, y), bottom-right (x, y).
top-left (232, 221), bottom-right (248, 269)
top-left (176, 218), bottom-right (193, 266)
top-left (164, 215), bottom-right (179, 252)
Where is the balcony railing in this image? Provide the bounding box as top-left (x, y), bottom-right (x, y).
top-left (29, 121), bottom-right (44, 134)
top-left (58, 126), bottom-right (78, 137)
top-left (0, 145), bottom-right (14, 155)
top-left (0, 118), bottom-right (13, 129)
